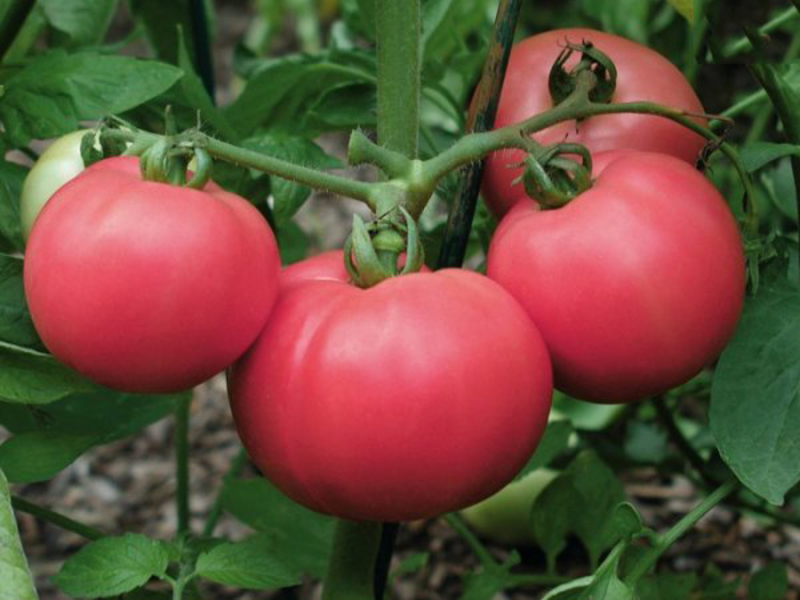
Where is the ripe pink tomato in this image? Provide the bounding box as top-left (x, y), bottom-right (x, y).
top-left (228, 262), bottom-right (553, 521)
top-left (482, 28), bottom-right (706, 217)
top-left (487, 151), bottom-right (744, 404)
top-left (24, 156), bottom-right (280, 393)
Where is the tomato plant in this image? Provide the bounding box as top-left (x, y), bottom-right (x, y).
top-left (487, 151), bottom-right (745, 403)
top-left (228, 258), bottom-right (553, 522)
top-left (20, 130), bottom-right (90, 241)
top-left (24, 156), bottom-right (280, 393)
top-left (481, 28), bottom-right (707, 216)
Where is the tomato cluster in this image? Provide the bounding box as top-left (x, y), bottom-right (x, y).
top-left (21, 28), bottom-right (744, 523)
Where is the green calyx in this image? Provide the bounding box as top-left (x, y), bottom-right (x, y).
top-left (344, 206), bottom-right (425, 289)
top-left (515, 143), bottom-right (594, 209)
top-left (549, 41), bottom-right (617, 105)
top-left (136, 136), bottom-right (213, 190)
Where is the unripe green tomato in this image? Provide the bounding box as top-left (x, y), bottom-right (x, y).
top-left (461, 468), bottom-right (558, 546)
top-left (20, 130), bottom-right (91, 241)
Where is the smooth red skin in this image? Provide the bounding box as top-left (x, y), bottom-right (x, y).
top-left (24, 156), bottom-right (280, 394)
top-left (482, 28), bottom-right (706, 217)
top-left (228, 267), bottom-right (553, 521)
top-left (487, 152), bottom-right (745, 404)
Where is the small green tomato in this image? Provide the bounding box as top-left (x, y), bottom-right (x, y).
top-left (20, 130), bottom-right (91, 241)
top-left (461, 468), bottom-right (558, 546)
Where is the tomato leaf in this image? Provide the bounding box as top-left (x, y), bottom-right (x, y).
top-left (0, 254), bottom-right (43, 350)
top-left (532, 451), bottom-right (626, 570)
top-left (0, 391), bottom-right (181, 482)
top-left (711, 277), bottom-right (800, 505)
top-left (747, 562), bottom-right (789, 600)
top-left (194, 534), bottom-right (300, 589)
top-left (635, 573), bottom-right (698, 600)
top-left (219, 477), bottom-right (335, 578)
top-left (224, 50), bottom-right (376, 135)
top-left (460, 552), bottom-right (519, 600)
top-left (740, 142), bottom-right (800, 172)
top-left (53, 534), bottom-right (169, 598)
top-left (0, 342), bottom-right (96, 405)
top-left (39, 0), bottom-right (118, 49)
top-left (0, 468), bottom-right (38, 600)
top-left (0, 51), bottom-right (182, 145)
top-left (666, 0), bottom-right (693, 22)
top-left (0, 163), bottom-right (26, 253)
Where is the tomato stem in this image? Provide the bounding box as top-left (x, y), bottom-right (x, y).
top-left (375, 0), bottom-right (420, 159)
top-left (11, 495), bottom-right (104, 541)
top-left (623, 479), bottom-right (738, 586)
top-left (323, 520), bottom-right (383, 600)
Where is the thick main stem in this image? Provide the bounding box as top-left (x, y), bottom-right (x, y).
top-left (375, 0), bottom-right (420, 158)
top-left (323, 520), bottom-right (383, 600)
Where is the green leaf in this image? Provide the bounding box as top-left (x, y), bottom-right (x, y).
top-left (0, 162), bottom-right (26, 253)
top-left (53, 534), bottom-right (169, 598)
top-left (748, 562), bottom-right (789, 600)
top-left (39, 0), bottom-right (118, 48)
top-left (0, 391), bottom-right (181, 482)
top-left (636, 572), bottom-right (698, 600)
top-left (461, 552), bottom-right (519, 600)
top-left (566, 451), bottom-right (627, 567)
top-left (277, 221), bottom-right (309, 266)
top-left (552, 392), bottom-right (625, 430)
top-left (711, 278), bottom-right (800, 504)
top-left (531, 475), bottom-right (574, 572)
top-left (0, 468), bottom-right (38, 600)
top-left (220, 477), bottom-right (335, 578)
top-left (194, 534), bottom-right (300, 589)
top-left (740, 142), bottom-right (800, 172)
top-left (0, 432), bottom-right (99, 483)
top-left (532, 451), bottom-right (626, 570)
top-left (0, 342), bottom-right (95, 405)
top-left (225, 50), bottom-right (375, 135)
top-left (0, 254), bottom-right (41, 349)
top-left (580, 0), bottom-right (650, 44)
top-left (128, 0), bottom-right (197, 65)
top-left (515, 419), bottom-right (573, 479)
top-left (0, 51), bottom-right (182, 145)
top-left (624, 422), bottom-right (668, 464)
top-left (242, 134), bottom-right (340, 225)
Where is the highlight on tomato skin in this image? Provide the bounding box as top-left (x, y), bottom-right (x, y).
top-left (480, 27), bottom-right (707, 217)
top-left (486, 150), bottom-right (745, 404)
top-left (23, 155), bottom-right (281, 394)
top-left (227, 259), bottom-right (554, 522)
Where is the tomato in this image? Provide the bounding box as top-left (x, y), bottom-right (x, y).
top-left (461, 468), bottom-right (558, 546)
top-left (482, 28), bottom-right (706, 217)
top-left (20, 130), bottom-right (91, 241)
top-left (24, 156), bottom-right (280, 394)
top-left (486, 151), bottom-right (744, 404)
top-left (228, 261), bottom-right (553, 521)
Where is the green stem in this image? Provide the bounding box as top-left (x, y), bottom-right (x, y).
top-left (202, 448), bottom-right (247, 537)
top-left (445, 513), bottom-right (495, 567)
top-left (624, 480), bottom-right (738, 586)
top-left (175, 395), bottom-right (192, 536)
top-left (322, 520), bottom-right (383, 600)
top-left (723, 6), bottom-right (799, 58)
top-left (375, 0), bottom-right (420, 157)
top-left (11, 496), bottom-right (104, 541)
